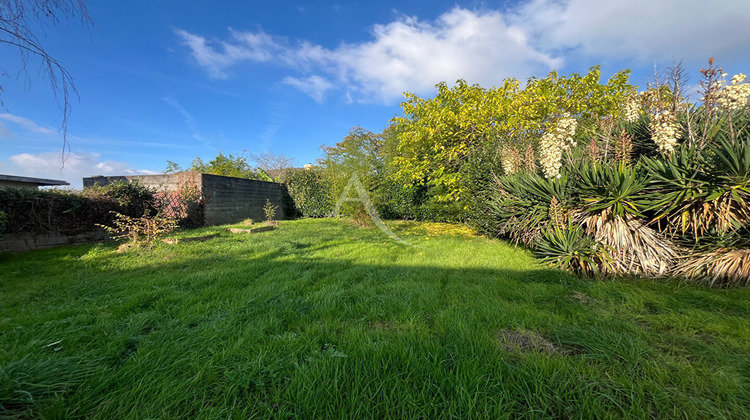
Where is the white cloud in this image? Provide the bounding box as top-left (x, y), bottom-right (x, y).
top-left (0, 152), bottom-right (156, 189)
top-left (329, 9), bottom-right (560, 102)
top-left (511, 0), bottom-right (750, 65)
top-left (174, 28), bottom-right (282, 79)
top-left (0, 113), bottom-right (56, 135)
top-left (282, 75), bottom-right (335, 103)
top-left (175, 2), bottom-right (750, 103)
top-left (174, 9), bottom-right (558, 103)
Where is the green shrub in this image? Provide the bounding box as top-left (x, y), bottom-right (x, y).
top-left (535, 223), bottom-right (611, 276)
top-left (0, 188), bottom-right (116, 234)
top-left (284, 168), bottom-right (334, 218)
top-left (97, 211), bottom-right (178, 250)
top-left (0, 181), bottom-right (165, 235)
top-left (460, 141), bottom-right (504, 235)
top-left (373, 178), bottom-right (425, 220)
top-left (84, 180), bottom-right (159, 216)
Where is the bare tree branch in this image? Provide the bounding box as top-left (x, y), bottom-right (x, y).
top-left (0, 0), bottom-right (91, 167)
top-left (249, 151), bottom-right (296, 173)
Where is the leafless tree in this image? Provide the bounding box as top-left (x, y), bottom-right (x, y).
top-left (249, 151), bottom-right (296, 173)
top-left (1, 0), bottom-right (91, 162)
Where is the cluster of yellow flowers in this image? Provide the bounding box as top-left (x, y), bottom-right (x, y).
top-left (717, 73), bottom-right (750, 110)
top-left (501, 145), bottom-right (522, 175)
top-left (649, 110), bottom-right (680, 154)
top-left (539, 114), bottom-right (577, 179)
top-left (622, 93), bottom-right (641, 123)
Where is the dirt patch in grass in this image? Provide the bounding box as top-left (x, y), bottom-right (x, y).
top-left (497, 329), bottom-right (565, 355)
top-left (570, 291), bottom-right (594, 305)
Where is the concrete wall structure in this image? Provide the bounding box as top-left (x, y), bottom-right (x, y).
top-left (0, 231), bottom-right (112, 253)
top-left (84, 173), bottom-right (194, 192)
top-left (200, 174), bottom-right (286, 225)
top-left (83, 172), bottom-right (289, 226)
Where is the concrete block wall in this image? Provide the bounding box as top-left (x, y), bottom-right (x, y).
top-left (82, 172), bottom-right (289, 226)
top-left (83, 173), bottom-right (200, 192)
top-left (201, 174), bottom-right (286, 225)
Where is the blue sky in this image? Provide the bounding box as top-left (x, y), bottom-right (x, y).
top-left (1, 0), bottom-right (749, 188)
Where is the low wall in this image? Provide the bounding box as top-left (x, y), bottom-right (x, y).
top-left (84, 173), bottom-right (199, 192)
top-left (0, 230), bottom-right (112, 253)
top-left (83, 172), bottom-right (290, 226)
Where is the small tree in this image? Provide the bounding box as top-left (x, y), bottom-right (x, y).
top-left (98, 211), bottom-right (178, 250)
top-left (263, 199), bottom-right (278, 223)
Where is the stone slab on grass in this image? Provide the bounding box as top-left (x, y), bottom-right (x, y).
top-left (228, 226), bottom-right (275, 234)
top-left (162, 234), bottom-right (221, 244)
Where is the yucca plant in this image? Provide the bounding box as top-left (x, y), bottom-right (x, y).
top-left (643, 126), bottom-right (750, 240)
top-left (576, 162), bottom-right (680, 276)
top-left (672, 133), bottom-right (750, 286)
top-left (489, 171), bottom-right (572, 246)
top-left (641, 144), bottom-right (711, 238)
top-left (581, 209), bottom-right (681, 277)
top-left (535, 223), bottom-right (611, 276)
top-left (705, 136), bottom-right (750, 230)
top-left (577, 162), bottom-right (649, 218)
top-left (676, 232), bottom-right (750, 287)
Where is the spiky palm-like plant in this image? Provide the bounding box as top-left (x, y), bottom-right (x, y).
top-left (535, 223), bottom-right (611, 276)
top-left (643, 125), bottom-right (750, 241)
top-left (577, 163), bottom-right (681, 276)
top-left (578, 162), bottom-right (649, 218)
top-left (641, 145), bottom-right (711, 238)
top-left (489, 171), bottom-right (572, 247)
top-left (676, 233), bottom-right (750, 286)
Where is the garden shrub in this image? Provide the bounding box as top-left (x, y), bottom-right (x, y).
top-left (263, 199), bottom-right (278, 222)
top-left (97, 211), bottom-right (178, 250)
top-left (460, 141), bottom-right (504, 235)
top-left (372, 178), bottom-right (425, 220)
top-left (488, 70), bottom-right (750, 284)
top-left (0, 188), bottom-right (117, 235)
top-left (0, 181), bottom-right (165, 235)
top-left (84, 180), bottom-right (158, 216)
top-left (284, 168), bottom-right (334, 218)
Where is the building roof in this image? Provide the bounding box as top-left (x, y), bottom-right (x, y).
top-left (0, 174), bottom-right (70, 186)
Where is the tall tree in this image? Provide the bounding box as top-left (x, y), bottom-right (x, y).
top-left (392, 67), bottom-right (633, 202)
top-left (319, 126), bottom-right (384, 196)
top-left (188, 152), bottom-right (259, 179)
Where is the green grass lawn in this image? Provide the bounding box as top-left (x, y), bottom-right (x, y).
top-left (1, 218), bottom-right (749, 419)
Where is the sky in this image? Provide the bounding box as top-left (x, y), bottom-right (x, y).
top-left (1, 0), bottom-right (749, 188)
